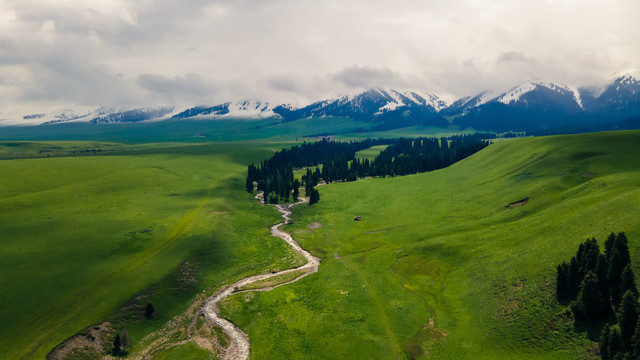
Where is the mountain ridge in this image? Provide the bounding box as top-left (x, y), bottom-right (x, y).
top-left (2, 73), bottom-right (639, 132)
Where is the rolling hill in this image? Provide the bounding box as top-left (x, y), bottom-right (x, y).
top-left (220, 131), bottom-right (640, 359)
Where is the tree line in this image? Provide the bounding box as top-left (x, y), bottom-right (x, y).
top-left (555, 233), bottom-right (640, 359)
top-left (245, 136), bottom-right (489, 205)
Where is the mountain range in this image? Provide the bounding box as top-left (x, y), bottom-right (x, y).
top-left (4, 73), bottom-right (640, 132)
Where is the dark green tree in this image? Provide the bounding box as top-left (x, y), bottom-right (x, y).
top-left (618, 290), bottom-right (639, 348)
top-left (601, 325), bottom-right (611, 360)
top-left (609, 248), bottom-right (627, 307)
top-left (309, 188), bottom-right (320, 205)
top-left (608, 326), bottom-right (624, 360)
top-left (292, 178), bottom-right (300, 200)
top-left (619, 265), bottom-right (639, 301)
top-left (267, 192), bottom-right (279, 204)
top-left (578, 238), bottom-right (600, 276)
top-left (574, 271), bottom-right (604, 321)
top-left (112, 333), bottom-right (122, 356)
top-left (631, 316), bottom-right (640, 359)
top-left (556, 262), bottom-right (569, 300)
top-left (615, 232), bottom-right (631, 266)
top-left (145, 303), bottom-right (154, 319)
top-left (596, 254), bottom-right (612, 314)
top-left (605, 232), bottom-right (616, 254)
top-left (567, 256), bottom-right (582, 298)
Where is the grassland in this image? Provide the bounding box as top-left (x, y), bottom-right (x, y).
top-left (354, 145), bottom-right (388, 161)
top-left (0, 140), bottom-right (306, 359)
top-left (219, 131), bottom-right (640, 359)
top-left (0, 117), bottom-right (374, 143)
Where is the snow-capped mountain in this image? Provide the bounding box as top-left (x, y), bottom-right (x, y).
top-left (450, 78), bottom-right (618, 131)
top-left (91, 107), bottom-right (177, 124)
top-left (273, 88), bottom-right (448, 128)
top-left (2, 73), bottom-right (640, 133)
top-left (444, 90), bottom-right (495, 114)
top-left (494, 79), bottom-right (583, 109)
top-left (580, 72), bottom-right (640, 118)
top-left (173, 100), bottom-right (278, 119)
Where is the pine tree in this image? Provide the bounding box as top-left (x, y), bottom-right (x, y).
top-left (609, 248), bottom-right (627, 307)
top-left (631, 316), bottom-right (640, 359)
top-left (567, 256), bottom-right (582, 298)
top-left (113, 333), bottom-right (122, 356)
top-left (309, 188), bottom-right (320, 205)
top-left (145, 303), bottom-right (154, 319)
top-left (578, 238), bottom-right (600, 275)
top-left (596, 254), bottom-right (612, 314)
top-left (616, 232), bottom-right (631, 266)
top-left (619, 265), bottom-right (639, 301)
top-left (608, 326), bottom-right (624, 360)
top-left (556, 262), bottom-right (569, 300)
top-left (601, 325), bottom-right (611, 360)
top-left (575, 271), bottom-right (604, 321)
top-left (292, 179), bottom-right (300, 200)
top-left (617, 290), bottom-right (639, 348)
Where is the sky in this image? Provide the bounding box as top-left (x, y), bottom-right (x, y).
top-left (0, 0), bottom-right (638, 116)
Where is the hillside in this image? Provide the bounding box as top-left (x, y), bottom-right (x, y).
top-left (220, 131), bottom-right (640, 359)
top-left (0, 141), bottom-right (305, 359)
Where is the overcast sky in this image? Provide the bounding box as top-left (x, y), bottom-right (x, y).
top-left (0, 0), bottom-right (638, 114)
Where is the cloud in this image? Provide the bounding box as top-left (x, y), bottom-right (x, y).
top-left (497, 51), bottom-right (530, 65)
top-left (332, 66), bottom-right (397, 89)
top-left (137, 73), bottom-right (211, 97)
top-left (0, 0), bottom-right (639, 115)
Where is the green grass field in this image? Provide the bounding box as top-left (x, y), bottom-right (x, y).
top-left (0, 140), bottom-right (306, 359)
top-left (219, 131), bottom-right (640, 359)
top-left (3, 130), bottom-right (640, 359)
top-left (354, 145), bottom-right (388, 161)
top-left (0, 117), bottom-right (374, 143)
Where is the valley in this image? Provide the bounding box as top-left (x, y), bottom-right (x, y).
top-left (1, 129), bottom-right (639, 359)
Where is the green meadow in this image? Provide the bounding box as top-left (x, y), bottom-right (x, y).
top-left (220, 131), bottom-right (640, 359)
top-left (2, 128), bottom-right (640, 360)
top-left (0, 141), bottom-right (305, 359)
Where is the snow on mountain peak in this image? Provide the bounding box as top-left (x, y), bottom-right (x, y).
top-left (614, 71), bottom-right (640, 87)
top-left (496, 78), bottom-right (583, 109)
top-left (224, 100), bottom-right (277, 118)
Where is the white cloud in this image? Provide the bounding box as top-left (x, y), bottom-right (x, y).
top-left (0, 0), bottom-right (638, 115)
top-left (37, 19), bottom-right (56, 43)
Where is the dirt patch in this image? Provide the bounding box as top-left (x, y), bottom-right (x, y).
top-left (403, 315), bottom-right (447, 359)
top-left (178, 260), bottom-right (198, 285)
top-left (47, 322), bottom-right (114, 360)
top-left (580, 171), bottom-right (597, 177)
top-left (506, 197), bottom-right (529, 209)
top-left (307, 222), bottom-right (323, 229)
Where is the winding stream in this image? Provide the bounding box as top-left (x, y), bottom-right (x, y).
top-left (201, 196), bottom-right (320, 360)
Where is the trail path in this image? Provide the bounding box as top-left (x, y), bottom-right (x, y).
top-left (200, 195), bottom-right (320, 360)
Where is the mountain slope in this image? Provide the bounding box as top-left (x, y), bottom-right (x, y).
top-left (453, 75), bottom-right (639, 131)
top-left (274, 88), bottom-right (449, 129)
top-left (581, 73), bottom-right (640, 118)
top-left (2, 73), bottom-right (640, 133)
top-left (222, 130), bottom-right (640, 359)
top-left (172, 100), bottom-right (278, 119)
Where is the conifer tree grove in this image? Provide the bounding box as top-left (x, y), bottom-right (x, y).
top-left (245, 136), bottom-right (488, 204)
top-left (555, 233), bottom-right (638, 359)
